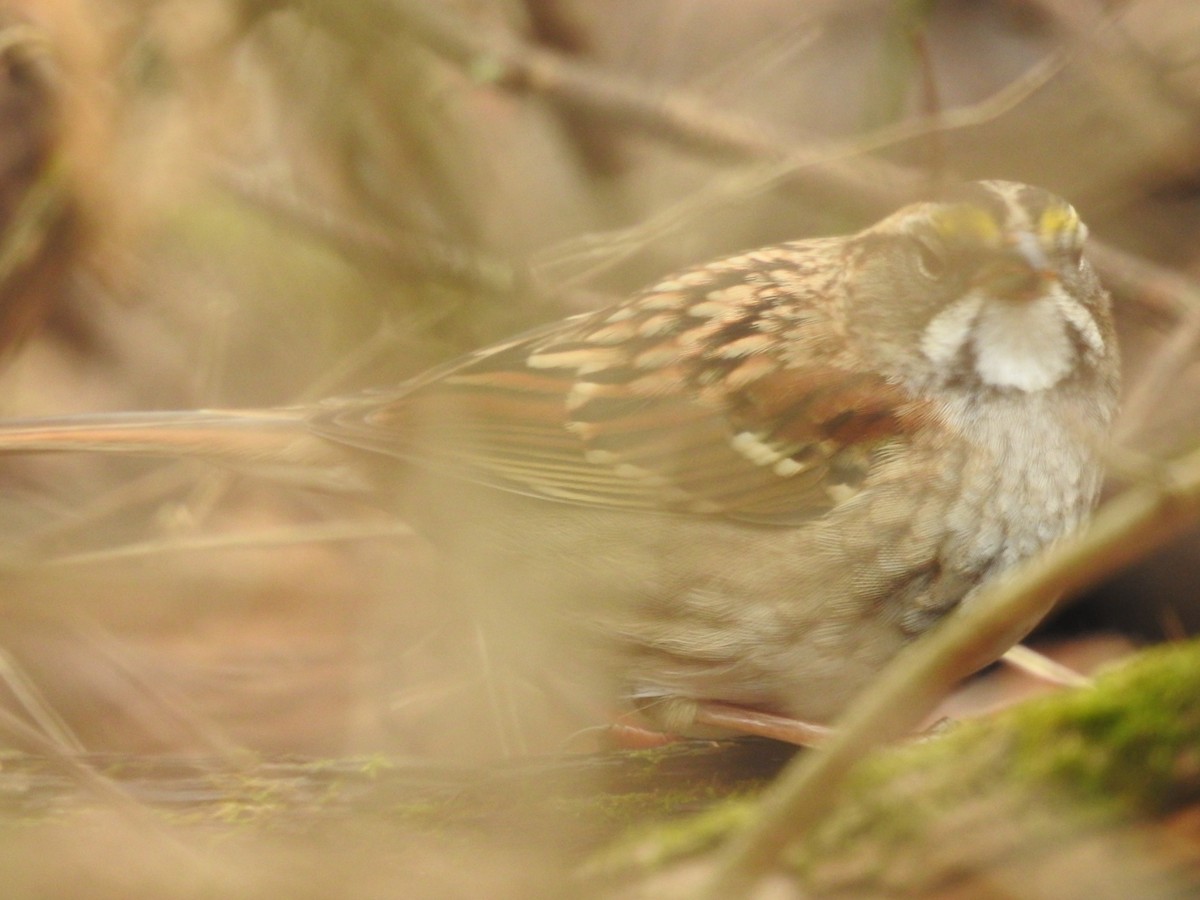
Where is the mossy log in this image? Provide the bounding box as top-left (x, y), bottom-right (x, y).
top-left (592, 641), bottom-right (1200, 898)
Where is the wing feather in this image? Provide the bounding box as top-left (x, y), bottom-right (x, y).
top-left (310, 246), bottom-right (933, 523)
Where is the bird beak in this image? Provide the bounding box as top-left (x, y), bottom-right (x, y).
top-left (978, 231), bottom-right (1055, 299)
top-left (1010, 231), bottom-right (1051, 273)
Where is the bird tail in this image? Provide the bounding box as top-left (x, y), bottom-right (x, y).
top-left (0, 407), bottom-right (369, 491)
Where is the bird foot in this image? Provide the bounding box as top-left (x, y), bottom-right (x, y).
top-left (690, 701), bottom-right (832, 748)
top-left (609, 699), bottom-right (832, 749)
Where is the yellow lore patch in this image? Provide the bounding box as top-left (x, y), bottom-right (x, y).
top-left (1038, 203), bottom-right (1081, 242)
top-left (930, 204), bottom-right (1002, 245)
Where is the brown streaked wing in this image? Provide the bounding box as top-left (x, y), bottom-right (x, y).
top-left (310, 245), bottom-right (930, 522)
top-left (311, 339), bottom-right (930, 524)
top-left (310, 334), bottom-right (684, 509)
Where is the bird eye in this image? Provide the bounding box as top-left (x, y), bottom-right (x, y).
top-left (1066, 243), bottom-right (1084, 271)
top-left (912, 236), bottom-right (948, 281)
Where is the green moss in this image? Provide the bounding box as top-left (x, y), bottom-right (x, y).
top-left (797, 643), bottom-right (1200, 876)
top-left (595, 640), bottom-right (1200, 880)
top-left (583, 796), bottom-right (758, 878)
top-left (1008, 642), bottom-right (1200, 811)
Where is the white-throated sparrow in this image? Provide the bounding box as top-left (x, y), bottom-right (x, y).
top-left (0, 181), bottom-right (1120, 744)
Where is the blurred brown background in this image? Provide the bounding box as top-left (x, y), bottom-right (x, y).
top-left (0, 0), bottom-right (1195, 765)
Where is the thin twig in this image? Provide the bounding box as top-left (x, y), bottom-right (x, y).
top-left (0, 520), bottom-right (417, 569)
top-left (1001, 643), bottom-right (1091, 688)
top-left (531, 49), bottom-right (1073, 288)
top-left (1027, 0), bottom-right (1197, 137)
top-left (0, 646), bottom-right (84, 751)
top-left (214, 163), bottom-right (528, 297)
top-left (68, 620), bottom-right (252, 761)
top-left (1088, 234), bottom-right (1200, 322)
top-left (0, 704), bottom-right (144, 811)
top-left (1116, 303), bottom-right (1200, 446)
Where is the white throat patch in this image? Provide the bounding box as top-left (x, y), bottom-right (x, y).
top-left (921, 286), bottom-right (1089, 393)
top-left (971, 294), bottom-right (1073, 391)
